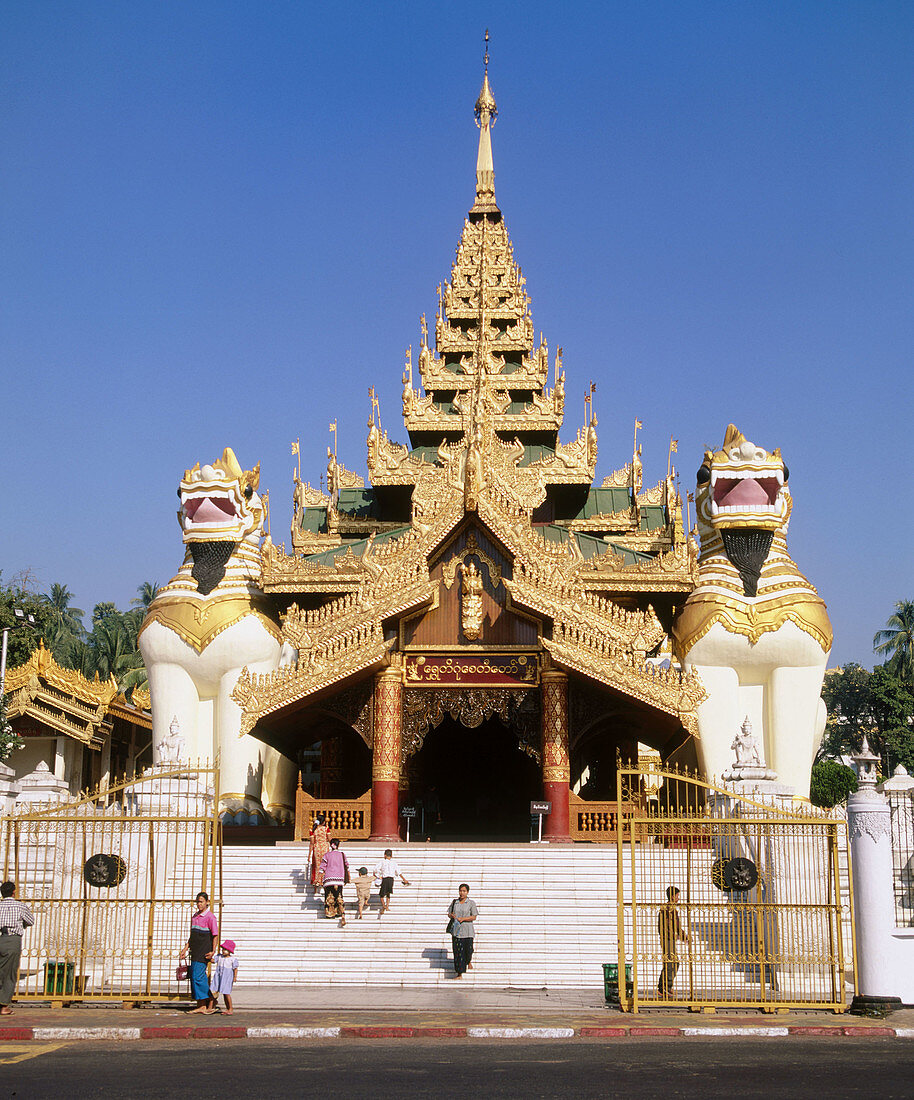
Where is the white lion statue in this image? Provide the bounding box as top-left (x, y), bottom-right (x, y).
top-left (139, 448), bottom-right (296, 822)
top-left (673, 425), bottom-right (832, 797)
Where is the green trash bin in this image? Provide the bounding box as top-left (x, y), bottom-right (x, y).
top-left (603, 962), bottom-right (633, 1002)
top-left (43, 961), bottom-right (76, 996)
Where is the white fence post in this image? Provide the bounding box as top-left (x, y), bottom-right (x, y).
top-left (847, 740), bottom-right (902, 1007)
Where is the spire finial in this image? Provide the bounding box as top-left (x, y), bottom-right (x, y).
top-left (472, 29), bottom-right (499, 215)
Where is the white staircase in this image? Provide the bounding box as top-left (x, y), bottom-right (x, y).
top-left (216, 843), bottom-right (628, 989)
top-left (208, 840), bottom-right (852, 997)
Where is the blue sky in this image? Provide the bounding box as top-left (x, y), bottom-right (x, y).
top-left (1, 1), bottom-right (912, 667)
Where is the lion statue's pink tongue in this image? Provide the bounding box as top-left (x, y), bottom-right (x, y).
top-left (720, 478), bottom-right (771, 507)
top-left (188, 497), bottom-right (235, 523)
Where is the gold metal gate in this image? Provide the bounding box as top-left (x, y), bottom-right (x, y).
top-left (615, 761), bottom-right (854, 1012)
top-left (1, 762), bottom-right (221, 1002)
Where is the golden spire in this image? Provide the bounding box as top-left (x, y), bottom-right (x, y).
top-left (472, 29), bottom-right (499, 215)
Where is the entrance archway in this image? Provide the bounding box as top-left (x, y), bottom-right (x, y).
top-left (409, 716), bottom-right (541, 840)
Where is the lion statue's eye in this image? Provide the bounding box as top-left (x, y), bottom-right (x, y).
top-left (243, 486), bottom-right (254, 500)
top-left (696, 465), bottom-right (711, 485)
top-left (782, 465), bottom-right (789, 482)
top-left (177, 487), bottom-right (182, 498)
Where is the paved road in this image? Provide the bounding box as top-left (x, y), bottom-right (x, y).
top-left (2, 1039), bottom-right (913, 1098)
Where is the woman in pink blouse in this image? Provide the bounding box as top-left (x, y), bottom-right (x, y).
top-left (179, 892), bottom-right (218, 1012)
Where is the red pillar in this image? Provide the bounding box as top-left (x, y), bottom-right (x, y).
top-left (541, 669), bottom-right (571, 842)
top-left (370, 666), bottom-right (402, 841)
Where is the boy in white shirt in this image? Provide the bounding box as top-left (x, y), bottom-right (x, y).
top-left (374, 849), bottom-right (410, 914)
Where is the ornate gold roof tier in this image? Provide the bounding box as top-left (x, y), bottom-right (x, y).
top-left (4, 641), bottom-right (150, 747)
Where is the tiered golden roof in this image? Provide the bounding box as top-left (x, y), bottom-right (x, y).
top-left (277, 67), bottom-right (691, 599)
top-left (4, 641), bottom-right (150, 747)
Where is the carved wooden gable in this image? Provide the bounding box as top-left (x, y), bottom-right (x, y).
top-left (401, 525), bottom-right (540, 650)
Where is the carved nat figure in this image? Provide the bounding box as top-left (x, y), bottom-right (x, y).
top-left (673, 425), bottom-right (832, 797)
top-left (138, 448), bottom-right (296, 822)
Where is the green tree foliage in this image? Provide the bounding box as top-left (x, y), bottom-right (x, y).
top-left (810, 759), bottom-right (858, 808)
top-left (874, 599), bottom-right (914, 684)
top-left (820, 663), bottom-right (873, 759)
top-left (871, 665), bottom-right (914, 773)
top-left (1, 575), bottom-right (157, 699)
top-left (820, 662), bottom-right (914, 776)
top-left (0, 571), bottom-right (52, 667)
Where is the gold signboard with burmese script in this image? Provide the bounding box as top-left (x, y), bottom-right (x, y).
top-left (403, 654), bottom-right (539, 686)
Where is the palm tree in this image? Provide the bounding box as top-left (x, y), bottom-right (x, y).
top-left (91, 601), bottom-right (119, 626)
top-left (874, 599), bottom-right (914, 683)
top-left (85, 607), bottom-right (148, 698)
top-left (41, 582), bottom-right (85, 661)
top-left (131, 581), bottom-right (160, 613)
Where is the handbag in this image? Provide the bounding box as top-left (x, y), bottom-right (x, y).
top-left (175, 963), bottom-right (188, 981)
top-left (446, 898), bottom-right (458, 936)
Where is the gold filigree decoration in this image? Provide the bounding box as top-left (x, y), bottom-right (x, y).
top-left (293, 480), bottom-right (330, 510)
top-left (401, 687), bottom-right (540, 761)
top-left (441, 531), bottom-right (504, 591)
top-left (545, 627), bottom-right (705, 737)
top-left (602, 464), bottom-right (633, 488)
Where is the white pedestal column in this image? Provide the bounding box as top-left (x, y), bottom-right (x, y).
top-left (847, 741), bottom-right (902, 1004)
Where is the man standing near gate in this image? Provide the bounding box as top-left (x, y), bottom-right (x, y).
top-left (657, 885), bottom-right (689, 996)
top-left (0, 881), bottom-right (34, 1015)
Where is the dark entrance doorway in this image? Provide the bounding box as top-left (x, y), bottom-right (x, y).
top-left (410, 716), bottom-right (541, 840)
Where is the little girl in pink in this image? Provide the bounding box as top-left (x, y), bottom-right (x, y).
top-left (209, 939), bottom-right (239, 1014)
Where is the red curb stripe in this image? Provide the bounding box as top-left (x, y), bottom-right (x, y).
top-left (579, 1027), bottom-right (629, 1037)
top-left (631, 1027), bottom-right (682, 1037)
top-left (340, 1026), bottom-right (416, 1038)
top-left (788, 1027), bottom-right (844, 1036)
top-left (0, 1027), bottom-right (34, 1040)
top-left (192, 1027), bottom-right (248, 1039)
top-left (411, 1028), bottom-right (468, 1038)
top-left (841, 1026), bottom-right (895, 1037)
top-left (141, 1027), bottom-right (195, 1039)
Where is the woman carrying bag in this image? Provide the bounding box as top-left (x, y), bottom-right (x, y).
top-left (179, 891), bottom-right (218, 1012)
top-left (447, 883), bottom-right (478, 979)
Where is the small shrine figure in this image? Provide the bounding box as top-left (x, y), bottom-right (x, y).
top-left (732, 716), bottom-right (762, 769)
top-left (460, 560), bottom-right (484, 640)
top-left (158, 716), bottom-right (186, 765)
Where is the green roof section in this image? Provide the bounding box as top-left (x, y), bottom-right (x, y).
top-left (573, 487), bottom-right (632, 519)
top-left (640, 504), bottom-right (667, 532)
top-left (518, 444), bottom-right (556, 466)
top-left (298, 507), bottom-right (327, 534)
top-left (337, 487), bottom-right (381, 519)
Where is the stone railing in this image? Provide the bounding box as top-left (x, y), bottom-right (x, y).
top-left (294, 787), bottom-right (372, 842)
